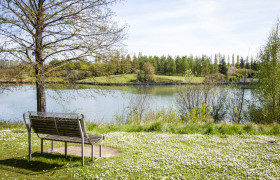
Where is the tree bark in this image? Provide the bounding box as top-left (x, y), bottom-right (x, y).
top-left (35, 0), bottom-right (46, 112)
top-left (35, 62), bottom-right (46, 112)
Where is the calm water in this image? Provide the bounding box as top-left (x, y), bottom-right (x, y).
top-left (0, 85), bottom-right (253, 123)
top-left (0, 85), bottom-right (178, 123)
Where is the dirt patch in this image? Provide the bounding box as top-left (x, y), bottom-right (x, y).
top-left (46, 145), bottom-right (121, 158)
top-left (267, 140), bottom-right (279, 145)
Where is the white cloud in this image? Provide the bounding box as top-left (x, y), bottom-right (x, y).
top-left (113, 0), bottom-right (280, 58)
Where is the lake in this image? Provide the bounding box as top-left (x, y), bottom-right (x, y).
top-left (0, 85), bottom-right (179, 123)
top-left (0, 84), bottom-right (253, 124)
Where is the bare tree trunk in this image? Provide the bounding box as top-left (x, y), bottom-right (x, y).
top-left (35, 62), bottom-right (46, 112)
top-left (35, 0), bottom-right (46, 112)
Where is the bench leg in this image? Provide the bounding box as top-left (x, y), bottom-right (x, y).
top-left (41, 139), bottom-right (43, 154)
top-left (28, 130), bottom-right (31, 160)
top-left (65, 142), bottom-right (67, 158)
top-left (82, 137), bottom-right (84, 166)
top-left (100, 143), bottom-right (102, 158)
top-left (91, 144), bottom-right (94, 161)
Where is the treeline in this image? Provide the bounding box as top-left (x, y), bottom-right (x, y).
top-left (0, 59), bottom-right (20, 69)
top-left (0, 52), bottom-right (259, 80)
top-left (48, 52), bottom-right (258, 77)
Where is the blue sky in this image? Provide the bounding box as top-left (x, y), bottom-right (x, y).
top-left (113, 0), bottom-right (280, 58)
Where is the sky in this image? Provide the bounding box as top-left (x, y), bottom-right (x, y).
top-left (112, 0), bottom-right (280, 58)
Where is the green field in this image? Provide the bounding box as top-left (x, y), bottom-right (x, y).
top-left (80, 74), bottom-right (137, 83)
top-left (0, 73), bottom-right (205, 84)
top-left (80, 74), bottom-right (205, 83)
top-left (1, 124), bottom-right (279, 179)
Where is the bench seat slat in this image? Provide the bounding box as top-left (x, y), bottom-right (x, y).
top-left (42, 134), bottom-right (103, 144)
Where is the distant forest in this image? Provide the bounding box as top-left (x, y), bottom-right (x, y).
top-left (0, 52), bottom-right (258, 79)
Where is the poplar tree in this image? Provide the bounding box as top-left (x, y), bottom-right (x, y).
top-left (214, 54), bottom-right (218, 73)
top-left (236, 55), bottom-right (240, 68)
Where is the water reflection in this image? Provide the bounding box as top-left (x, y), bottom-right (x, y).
top-left (0, 85), bottom-right (178, 123)
top-left (0, 84), bottom-right (252, 124)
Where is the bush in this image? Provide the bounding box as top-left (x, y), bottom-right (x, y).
top-left (187, 101), bottom-right (212, 123)
top-left (270, 124), bottom-right (280, 135)
top-left (203, 123), bottom-right (217, 135)
top-left (68, 70), bottom-right (91, 82)
top-left (247, 103), bottom-right (280, 124)
top-left (144, 122), bottom-right (163, 132)
top-left (137, 62), bottom-right (155, 82)
top-left (204, 73), bottom-right (225, 83)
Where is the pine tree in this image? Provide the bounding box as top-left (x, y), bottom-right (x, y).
top-left (166, 55), bottom-right (176, 75)
top-left (250, 56), bottom-right (254, 69)
top-left (219, 59), bottom-right (228, 75)
top-left (240, 57), bottom-right (245, 69)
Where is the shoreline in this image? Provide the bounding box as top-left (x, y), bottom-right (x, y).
top-left (0, 77), bottom-right (251, 86)
top-left (0, 80), bottom-right (251, 86)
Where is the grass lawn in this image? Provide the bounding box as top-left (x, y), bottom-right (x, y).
top-left (1, 125), bottom-right (280, 179)
top-left (80, 74), bottom-right (137, 83)
top-left (80, 74), bottom-right (205, 84)
top-left (1, 73), bottom-right (205, 84)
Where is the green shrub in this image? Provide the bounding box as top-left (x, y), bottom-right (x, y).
top-left (144, 122), bottom-right (163, 132)
top-left (203, 123), bottom-right (218, 135)
top-left (185, 123), bottom-right (201, 134)
top-left (188, 101), bottom-right (212, 123)
top-left (218, 123), bottom-right (244, 135)
top-left (125, 125), bottom-right (144, 132)
top-left (243, 123), bottom-right (260, 134)
top-left (270, 124), bottom-right (280, 135)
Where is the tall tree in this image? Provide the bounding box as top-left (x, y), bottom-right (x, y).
top-left (166, 55), bottom-right (176, 75)
top-left (124, 54), bottom-right (132, 73)
top-left (214, 53), bottom-right (218, 73)
top-left (232, 54), bottom-right (235, 67)
top-left (250, 56), bottom-right (254, 69)
top-left (219, 58), bottom-right (228, 75)
top-left (0, 0), bottom-right (125, 112)
top-left (188, 55), bottom-right (194, 74)
top-left (148, 56), bottom-right (157, 72)
top-left (257, 21), bottom-right (280, 123)
top-left (175, 56), bottom-right (181, 75)
top-left (181, 56), bottom-right (189, 75)
top-left (227, 55), bottom-right (230, 66)
top-left (132, 54), bottom-right (139, 72)
top-left (240, 57), bottom-right (245, 69)
top-left (236, 55), bottom-right (240, 68)
top-left (159, 55), bottom-right (167, 74)
top-left (245, 57), bottom-right (250, 69)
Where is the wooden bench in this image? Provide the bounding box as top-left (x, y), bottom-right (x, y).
top-left (23, 111), bottom-right (104, 166)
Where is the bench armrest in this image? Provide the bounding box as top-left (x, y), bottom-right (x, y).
top-left (23, 112), bottom-right (31, 132)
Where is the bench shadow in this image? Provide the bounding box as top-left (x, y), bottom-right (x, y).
top-left (0, 152), bottom-right (83, 175)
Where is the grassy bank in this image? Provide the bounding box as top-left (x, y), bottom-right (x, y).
top-left (86, 122), bottom-right (280, 136)
top-left (1, 122), bottom-right (280, 179)
top-left (80, 74), bottom-right (205, 84)
top-left (1, 74), bottom-right (205, 84)
top-left (2, 122), bottom-right (279, 136)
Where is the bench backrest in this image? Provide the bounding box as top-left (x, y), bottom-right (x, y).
top-left (27, 112), bottom-right (86, 138)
